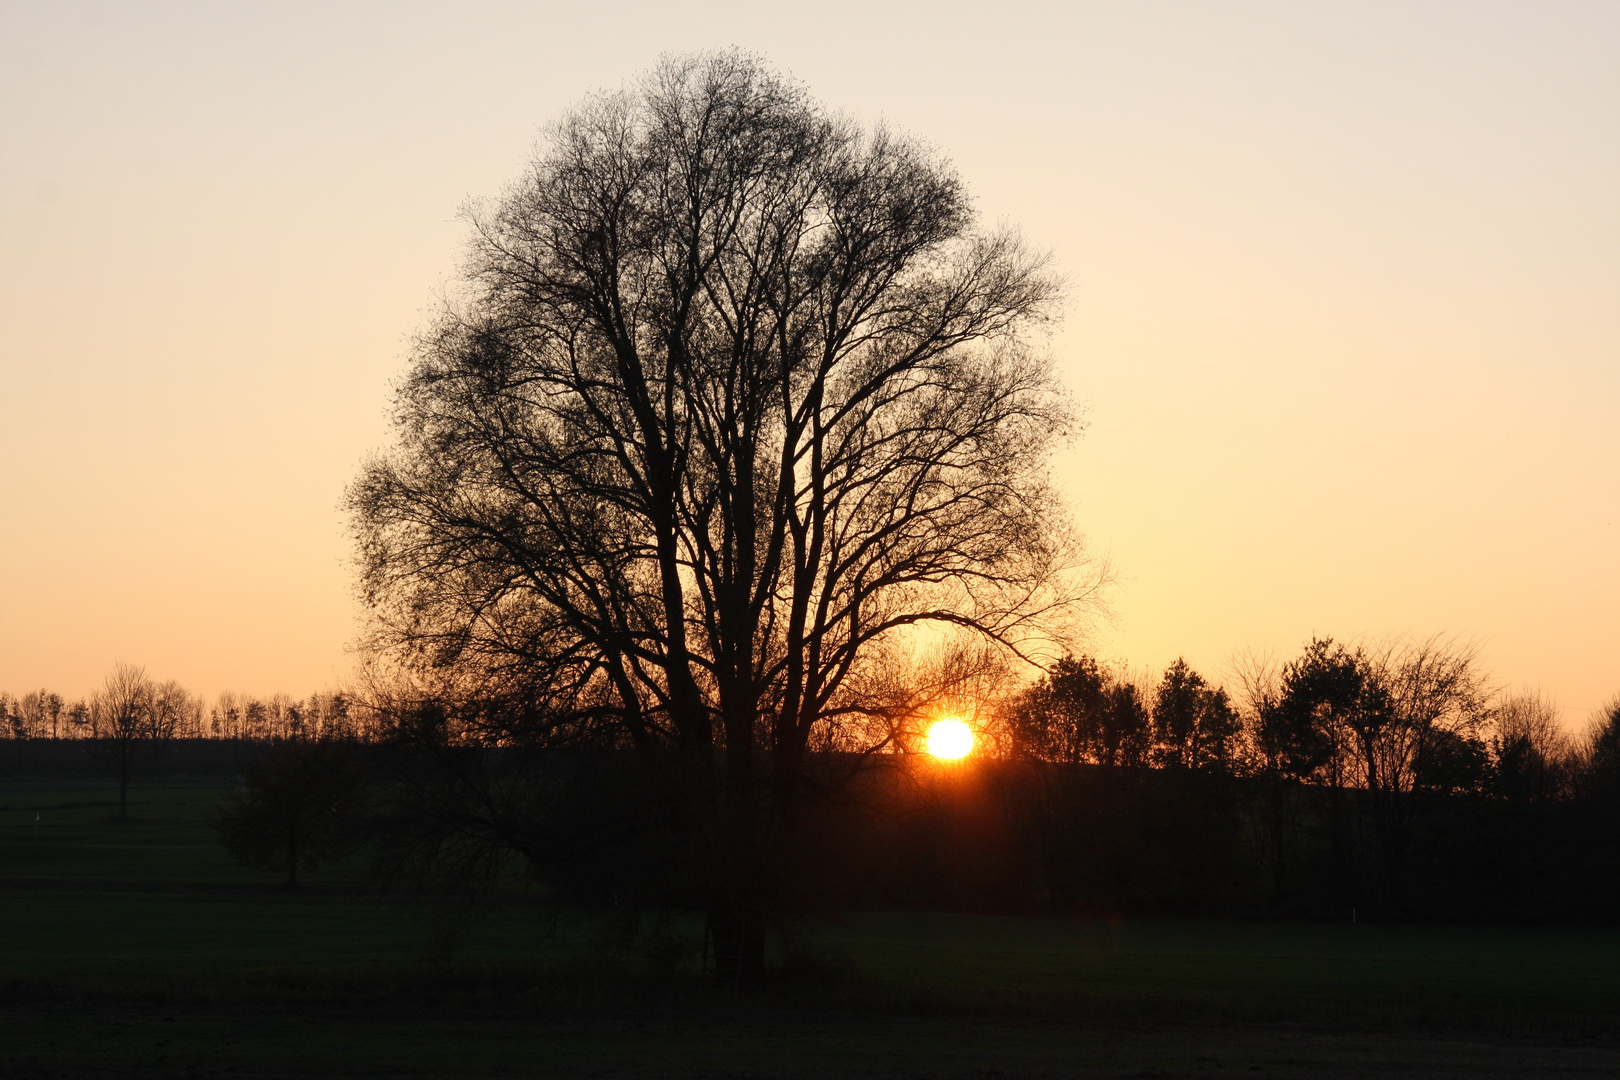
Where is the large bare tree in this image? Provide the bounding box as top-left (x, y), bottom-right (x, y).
top-left (350, 51), bottom-right (1089, 976)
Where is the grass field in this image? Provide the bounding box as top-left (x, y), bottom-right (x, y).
top-left (3, 776), bottom-right (1619, 1078)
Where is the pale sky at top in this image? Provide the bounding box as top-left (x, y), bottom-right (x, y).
top-left (1, 1), bottom-right (1616, 725)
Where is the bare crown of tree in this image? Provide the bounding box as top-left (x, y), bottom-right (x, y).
top-left (351, 51), bottom-right (1088, 769)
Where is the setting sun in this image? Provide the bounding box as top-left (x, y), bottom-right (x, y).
top-left (925, 719), bottom-right (975, 761)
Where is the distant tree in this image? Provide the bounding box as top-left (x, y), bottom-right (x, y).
top-left (1011, 656), bottom-right (1107, 763)
top-left (1008, 657), bottom-right (1156, 767)
top-left (211, 692), bottom-right (243, 738)
top-left (277, 697), bottom-right (304, 741)
top-left (1377, 638), bottom-right (1489, 797)
top-left (1151, 660), bottom-right (1200, 767)
top-left (1564, 694), bottom-right (1620, 912)
top-left (21, 690), bottom-right (66, 739)
top-left (1580, 694), bottom-right (1620, 799)
top-left (1244, 637), bottom-right (1347, 806)
top-left (1151, 658), bottom-right (1241, 770)
top-left (150, 680), bottom-right (201, 740)
top-left (1228, 651), bottom-right (1305, 901)
top-left (307, 691), bottom-right (354, 740)
top-left (1255, 639), bottom-right (1389, 907)
top-left (243, 698), bottom-right (269, 740)
top-left (1412, 727), bottom-right (1490, 796)
top-left (1268, 636), bottom-right (1487, 906)
top-left (1269, 638), bottom-right (1365, 786)
top-left (217, 738), bottom-right (368, 887)
top-left (1200, 691), bottom-right (1243, 770)
top-left (92, 664), bottom-right (189, 821)
top-left (1102, 680), bottom-right (1151, 767)
top-left (64, 699), bottom-right (91, 738)
top-left (1489, 691), bottom-right (1571, 802)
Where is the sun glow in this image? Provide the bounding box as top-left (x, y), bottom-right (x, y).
top-left (925, 719), bottom-right (975, 761)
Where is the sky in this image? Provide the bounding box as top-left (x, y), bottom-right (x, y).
top-left (1, 1), bottom-right (1616, 726)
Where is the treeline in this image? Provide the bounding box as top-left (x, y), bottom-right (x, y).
top-left (360, 634), bottom-right (1612, 924)
top-left (9, 643), bottom-right (1619, 922)
top-left (999, 637), bottom-right (1597, 801)
top-left (797, 636), bottom-right (1620, 921)
top-left (319, 635), bottom-right (1619, 926)
top-left (0, 665), bottom-right (378, 742)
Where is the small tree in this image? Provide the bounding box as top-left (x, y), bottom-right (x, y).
top-left (1266, 636), bottom-right (1487, 907)
top-left (1008, 657), bottom-right (1157, 767)
top-left (1102, 681), bottom-right (1152, 768)
top-left (23, 690), bottom-right (66, 739)
top-left (1151, 658), bottom-right (1241, 771)
top-left (1489, 691), bottom-right (1571, 802)
top-left (1269, 639), bottom-right (1363, 785)
top-left (1011, 656), bottom-right (1107, 763)
top-left (92, 664), bottom-right (187, 821)
top-left (64, 699), bottom-right (91, 737)
top-left (1576, 694), bottom-right (1620, 817)
top-left (217, 738), bottom-right (367, 888)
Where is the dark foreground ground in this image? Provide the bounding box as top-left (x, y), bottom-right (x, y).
top-left (2, 778), bottom-right (1618, 1078)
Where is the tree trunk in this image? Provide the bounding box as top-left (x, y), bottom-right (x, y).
top-left (706, 903), bottom-right (765, 988)
top-left (117, 740), bottom-right (130, 822)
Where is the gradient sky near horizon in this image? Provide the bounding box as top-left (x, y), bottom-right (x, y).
top-left (2, 2), bottom-right (1616, 725)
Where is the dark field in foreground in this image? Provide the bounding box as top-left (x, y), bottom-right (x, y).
top-left (2, 778), bottom-right (1618, 1078)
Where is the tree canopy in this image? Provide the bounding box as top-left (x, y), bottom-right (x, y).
top-left (352, 51), bottom-right (1086, 782)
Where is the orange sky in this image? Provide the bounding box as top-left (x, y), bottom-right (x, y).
top-left (1, 2), bottom-right (1615, 725)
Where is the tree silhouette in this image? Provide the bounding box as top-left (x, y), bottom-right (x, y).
top-left (217, 738), bottom-right (366, 888)
top-left (349, 51), bottom-right (1092, 982)
top-left (1011, 656), bottom-right (1108, 763)
top-left (1151, 658), bottom-right (1241, 770)
top-left (1581, 695), bottom-right (1620, 811)
top-left (91, 664), bottom-right (189, 821)
top-left (1489, 692), bottom-right (1569, 802)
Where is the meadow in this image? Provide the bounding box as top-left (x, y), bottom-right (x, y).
top-left (3, 776), bottom-right (1619, 1078)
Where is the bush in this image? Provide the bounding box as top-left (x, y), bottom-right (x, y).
top-left (216, 739), bottom-right (367, 886)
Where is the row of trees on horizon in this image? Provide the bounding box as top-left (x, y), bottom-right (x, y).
top-left (177, 636), bottom-right (1620, 925)
top-left (1004, 637), bottom-right (1618, 805)
top-left (4, 642), bottom-right (1614, 800)
top-left (0, 669), bottom-right (371, 743)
